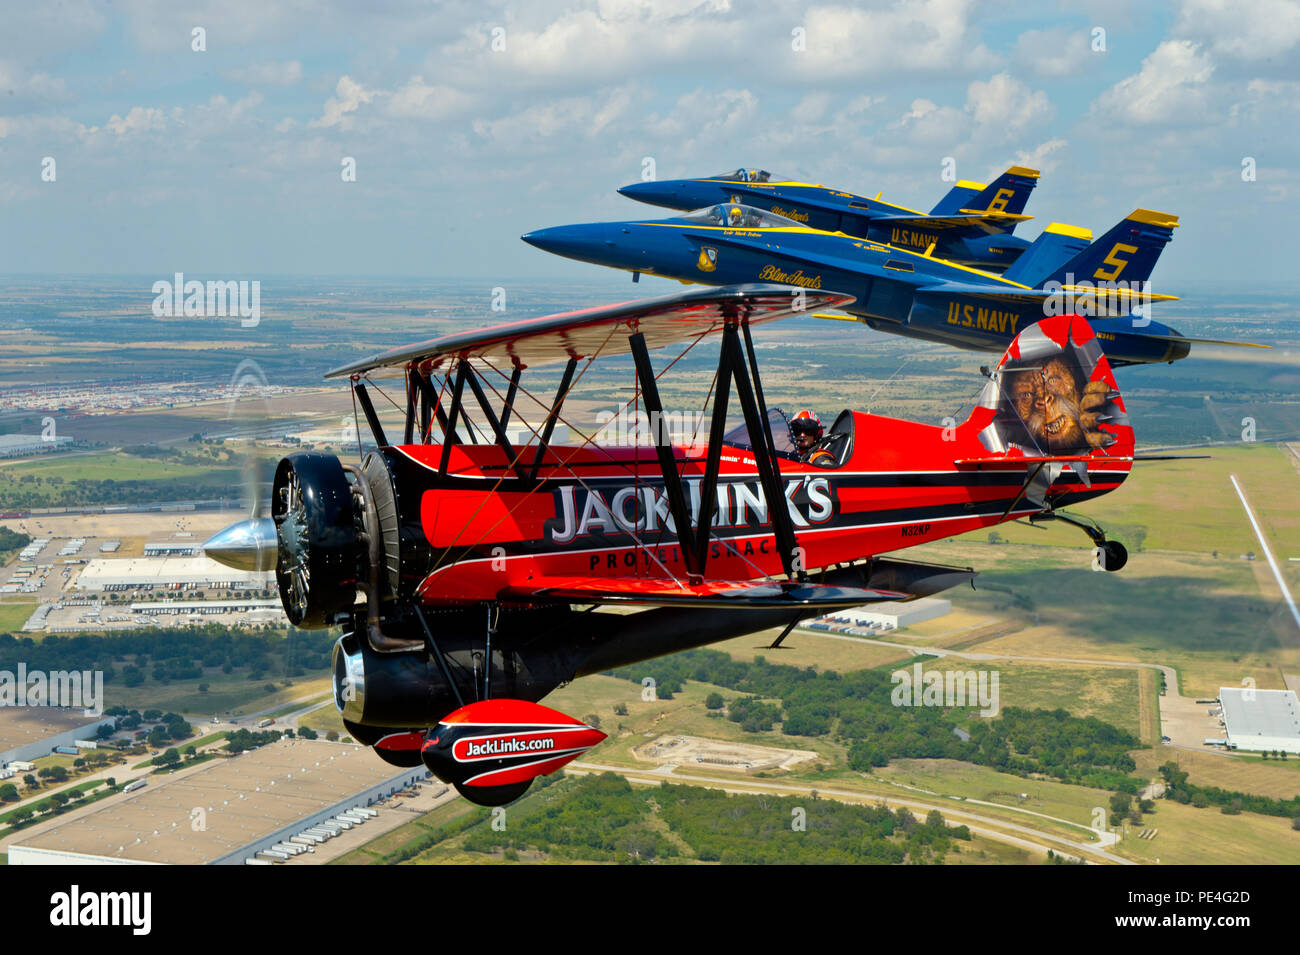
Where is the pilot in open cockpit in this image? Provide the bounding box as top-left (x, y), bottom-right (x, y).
top-left (790, 410), bottom-right (837, 468)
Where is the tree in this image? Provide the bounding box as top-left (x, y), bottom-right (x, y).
top-left (613, 702), bottom-right (628, 716)
top-left (199, 683), bottom-right (210, 693)
top-left (0, 783), bottom-right (18, 802)
top-left (583, 714), bottom-right (602, 730)
top-left (705, 693), bottom-right (725, 710)
top-left (23, 774), bottom-right (37, 790)
top-left (326, 730), bottom-right (339, 742)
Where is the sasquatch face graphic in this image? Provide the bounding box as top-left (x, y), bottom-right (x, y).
top-left (1007, 357), bottom-right (1110, 450)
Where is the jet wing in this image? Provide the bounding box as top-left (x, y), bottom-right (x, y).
top-left (326, 284), bottom-right (855, 380)
top-left (498, 575), bottom-right (908, 610)
top-left (871, 212), bottom-right (1033, 232)
top-left (915, 283), bottom-right (1181, 306)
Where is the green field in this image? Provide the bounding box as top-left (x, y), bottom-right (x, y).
top-left (0, 602), bottom-right (36, 632)
top-left (1, 450), bottom-right (218, 483)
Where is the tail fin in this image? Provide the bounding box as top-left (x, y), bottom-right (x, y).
top-left (929, 181), bottom-right (984, 216)
top-left (964, 166), bottom-right (1039, 217)
top-left (1029, 209), bottom-right (1178, 289)
top-left (930, 165), bottom-right (1039, 217)
top-left (968, 313), bottom-right (1134, 461)
top-left (1002, 222), bottom-right (1093, 286)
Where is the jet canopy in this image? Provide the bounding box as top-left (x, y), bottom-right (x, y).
top-left (680, 203), bottom-right (805, 230)
top-left (711, 168), bottom-right (786, 183)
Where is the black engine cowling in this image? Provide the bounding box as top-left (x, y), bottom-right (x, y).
top-left (273, 451), bottom-right (360, 628)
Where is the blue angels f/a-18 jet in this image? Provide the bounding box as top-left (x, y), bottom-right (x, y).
top-left (617, 166), bottom-right (1040, 272)
top-left (522, 203), bottom-right (1239, 367)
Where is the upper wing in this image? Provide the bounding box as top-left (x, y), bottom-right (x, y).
top-left (326, 284), bottom-right (855, 380)
top-left (499, 574), bottom-right (908, 610)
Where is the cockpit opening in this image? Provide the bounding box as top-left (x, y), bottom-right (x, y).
top-left (680, 203), bottom-right (804, 230)
top-left (711, 168), bottom-right (786, 184)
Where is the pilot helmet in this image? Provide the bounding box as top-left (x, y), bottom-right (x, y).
top-left (790, 409), bottom-right (824, 440)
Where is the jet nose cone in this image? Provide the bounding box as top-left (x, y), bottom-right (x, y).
top-left (521, 224), bottom-right (611, 262)
top-left (202, 517), bottom-right (277, 572)
top-left (618, 180), bottom-right (681, 208)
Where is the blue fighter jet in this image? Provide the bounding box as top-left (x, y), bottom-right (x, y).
top-left (618, 166), bottom-right (1040, 272)
top-left (523, 203), bottom-right (1249, 367)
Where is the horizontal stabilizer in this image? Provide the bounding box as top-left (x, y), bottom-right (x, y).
top-left (500, 575), bottom-right (907, 609)
top-left (873, 212), bottom-right (1032, 232)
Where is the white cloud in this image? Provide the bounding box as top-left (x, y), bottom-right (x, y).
top-left (105, 106), bottom-right (166, 136)
top-left (791, 0), bottom-right (1002, 79)
top-left (1013, 137), bottom-right (1069, 175)
top-left (312, 76), bottom-right (377, 129)
top-left (1173, 0), bottom-right (1300, 62)
top-left (1091, 40), bottom-right (1215, 126)
top-left (1013, 27), bottom-right (1093, 78)
top-left (0, 60), bottom-right (69, 103)
top-left (472, 87), bottom-right (640, 148)
top-left (385, 76), bottom-right (475, 121)
top-left (967, 72), bottom-right (1053, 132)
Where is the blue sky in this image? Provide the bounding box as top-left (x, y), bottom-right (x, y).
top-left (1, 0), bottom-right (1297, 285)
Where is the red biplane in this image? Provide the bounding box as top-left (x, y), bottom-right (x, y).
top-left (204, 284), bottom-right (1136, 805)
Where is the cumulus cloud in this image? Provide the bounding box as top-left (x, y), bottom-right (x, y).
top-left (385, 76), bottom-right (475, 120)
top-left (1172, 0), bottom-right (1300, 62)
top-left (1013, 27), bottom-right (1094, 78)
top-left (1013, 137), bottom-right (1069, 175)
top-left (312, 76), bottom-right (378, 129)
top-left (1091, 40), bottom-right (1215, 126)
top-left (790, 0), bottom-right (1002, 80)
top-left (105, 106), bottom-right (167, 136)
top-left (967, 72), bottom-right (1053, 132)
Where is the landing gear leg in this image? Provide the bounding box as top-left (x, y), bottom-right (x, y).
top-left (1030, 511), bottom-right (1127, 572)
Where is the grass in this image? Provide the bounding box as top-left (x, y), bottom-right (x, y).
top-left (0, 601), bottom-right (36, 632)
top-left (1132, 746), bottom-right (1300, 801)
top-left (1112, 796), bottom-right (1300, 864)
top-left (871, 758), bottom-right (1115, 832)
top-left (0, 450), bottom-right (220, 484)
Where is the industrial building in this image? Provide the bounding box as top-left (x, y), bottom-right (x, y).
top-left (810, 596), bottom-right (952, 633)
top-left (0, 434), bottom-right (74, 458)
top-left (0, 707), bottom-right (115, 767)
top-left (1218, 687), bottom-right (1300, 754)
top-left (8, 739), bottom-right (428, 865)
top-left (74, 555), bottom-right (272, 593)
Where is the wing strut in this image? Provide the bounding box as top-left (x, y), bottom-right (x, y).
top-left (630, 331), bottom-right (701, 577)
top-left (693, 324), bottom-right (735, 574)
top-left (464, 363), bottom-right (528, 481)
top-left (528, 357), bottom-right (578, 482)
top-left (725, 323), bottom-right (803, 580)
top-left (438, 362), bottom-right (470, 474)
